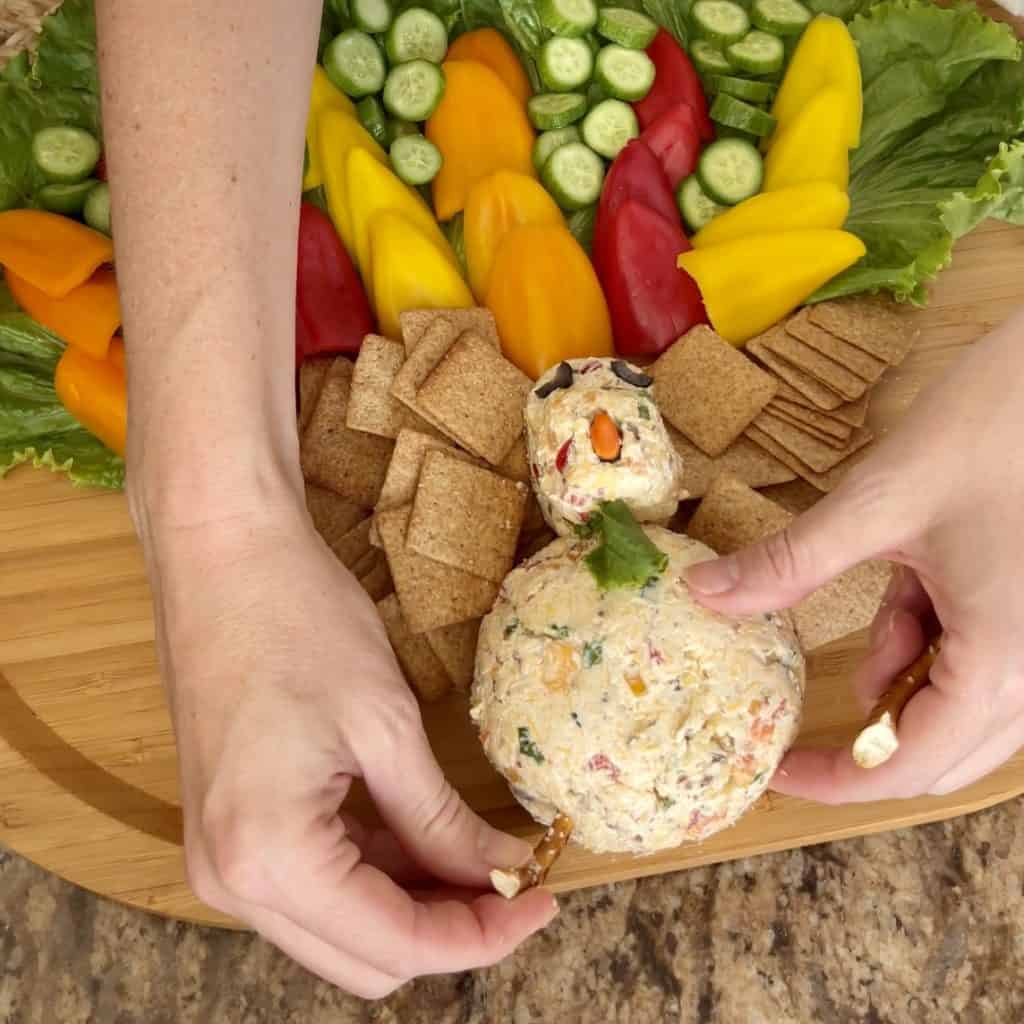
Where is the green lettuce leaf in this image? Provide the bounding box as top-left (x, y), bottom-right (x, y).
top-left (639, 0), bottom-right (691, 46)
top-left (458, 0), bottom-right (546, 88)
top-left (582, 500), bottom-right (669, 591)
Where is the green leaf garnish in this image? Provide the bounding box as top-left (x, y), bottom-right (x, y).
top-left (583, 501), bottom-right (669, 592)
top-left (518, 726), bottom-right (544, 764)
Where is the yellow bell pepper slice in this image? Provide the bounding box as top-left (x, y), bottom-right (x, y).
top-left (304, 66), bottom-right (357, 192)
top-left (446, 29), bottom-right (532, 107)
top-left (692, 183), bottom-right (850, 248)
top-left (677, 230), bottom-right (866, 345)
top-left (318, 109), bottom-right (389, 259)
top-left (368, 211), bottom-right (474, 340)
top-left (763, 88), bottom-right (850, 193)
top-left (485, 225), bottom-right (613, 379)
top-left (6, 266), bottom-right (121, 360)
top-left (464, 170), bottom-right (564, 301)
top-left (426, 60), bottom-right (536, 222)
top-left (0, 210), bottom-right (113, 300)
top-left (769, 15), bottom-right (862, 149)
top-left (54, 344), bottom-right (128, 456)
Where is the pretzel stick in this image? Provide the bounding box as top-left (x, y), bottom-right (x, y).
top-left (852, 637), bottom-right (942, 769)
top-left (490, 814), bottom-right (574, 899)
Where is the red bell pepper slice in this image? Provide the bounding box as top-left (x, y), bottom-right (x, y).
top-left (638, 103), bottom-right (702, 190)
top-left (296, 201), bottom-right (374, 364)
top-left (598, 199), bottom-right (707, 358)
top-left (633, 30), bottom-right (713, 142)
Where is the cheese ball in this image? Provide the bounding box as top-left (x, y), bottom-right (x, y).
top-left (471, 528), bottom-right (804, 854)
top-left (525, 358), bottom-right (683, 536)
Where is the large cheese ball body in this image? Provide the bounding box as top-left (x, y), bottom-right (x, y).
top-left (471, 529), bottom-right (804, 854)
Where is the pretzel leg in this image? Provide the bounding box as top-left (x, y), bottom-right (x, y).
top-left (490, 814), bottom-right (574, 899)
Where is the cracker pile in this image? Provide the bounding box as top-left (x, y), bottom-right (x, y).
top-left (297, 308), bottom-right (548, 702)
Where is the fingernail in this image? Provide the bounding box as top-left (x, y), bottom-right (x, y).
top-left (686, 556), bottom-right (740, 596)
top-left (479, 827), bottom-right (533, 869)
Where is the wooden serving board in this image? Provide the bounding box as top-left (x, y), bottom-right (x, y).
top-left (1, 218), bottom-right (1022, 930)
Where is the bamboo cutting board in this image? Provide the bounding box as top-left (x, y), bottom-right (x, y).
top-left (1, 219), bottom-right (1023, 929)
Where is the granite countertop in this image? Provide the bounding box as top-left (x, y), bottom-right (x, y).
top-left (4, 799), bottom-right (1024, 1023)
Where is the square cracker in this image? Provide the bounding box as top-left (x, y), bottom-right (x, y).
top-left (687, 473), bottom-right (793, 555)
top-left (652, 325), bottom-right (778, 457)
top-left (407, 451), bottom-right (528, 583)
top-left (775, 380), bottom-right (870, 428)
top-left (745, 424), bottom-right (868, 492)
top-left (376, 428), bottom-right (482, 517)
top-left (498, 435), bottom-right (531, 482)
top-left (299, 357), bottom-right (333, 434)
top-left (347, 335), bottom-right (409, 439)
top-left (759, 479), bottom-right (823, 515)
top-left (426, 619), bottom-right (480, 692)
top-left (377, 506), bottom-right (499, 634)
top-left (359, 557), bottom-right (393, 602)
top-left (747, 330), bottom-right (845, 412)
top-left (377, 594), bottom-right (452, 702)
top-left (668, 426), bottom-right (795, 499)
top-left (305, 484), bottom-right (367, 548)
top-left (764, 326), bottom-right (870, 401)
top-left (329, 517), bottom-right (374, 570)
top-left (300, 358), bottom-right (395, 507)
top-left (400, 307), bottom-right (501, 356)
top-left (390, 316), bottom-right (461, 432)
top-left (768, 406), bottom-right (851, 448)
top-left (808, 296), bottom-right (918, 365)
top-left (768, 397), bottom-right (852, 442)
top-left (752, 411), bottom-right (873, 474)
top-left (417, 331), bottom-right (531, 465)
top-left (787, 308), bottom-right (888, 383)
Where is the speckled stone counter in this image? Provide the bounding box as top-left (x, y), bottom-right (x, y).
top-left (3, 798), bottom-right (1024, 1023)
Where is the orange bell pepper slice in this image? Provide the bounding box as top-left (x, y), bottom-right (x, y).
top-left (0, 209), bottom-right (113, 299)
top-left (5, 266), bottom-right (121, 361)
top-left (107, 337), bottom-right (126, 373)
top-left (54, 345), bottom-right (127, 456)
top-left (446, 29), bottom-right (532, 107)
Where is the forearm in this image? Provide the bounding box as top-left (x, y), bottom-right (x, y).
top-left (95, 0), bottom-right (320, 533)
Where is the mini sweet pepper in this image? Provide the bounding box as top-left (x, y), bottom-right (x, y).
top-left (633, 29), bottom-right (714, 142)
top-left (305, 65), bottom-right (357, 192)
top-left (762, 88), bottom-right (850, 192)
top-left (54, 344), bottom-right (127, 456)
top-left (446, 28), bottom-right (532, 107)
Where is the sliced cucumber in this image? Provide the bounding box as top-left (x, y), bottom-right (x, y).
top-left (383, 60), bottom-right (446, 120)
top-left (697, 137), bottom-right (763, 204)
top-left (36, 179), bottom-right (98, 216)
top-left (389, 134), bottom-right (443, 185)
top-left (677, 174), bottom-right (726, 232)
top-left (528, 92), bottom-right (589, 130)
top-left (389, 118), bottom-right (420, 139)
top-left (690, 39), bottom-right (734, 76)
top-left (596, 8), bottom-right (658, 49)
top-left (539, 36), bottom-right (594, 92)
top-left (711, 74), bottom-right (775, 102)
top-left (692, 1), bottom-right (751, 45)
top-left (594, 45), bottom-right (655, 101)
top-left (323, 30), bottom-right (387, 98)
top-left (353, 0), bottom-right (393, 34)
top-left (356, 96), bottom-right (392, 148)
top-left (714, 123), bottom-right (761, 145)
top-left (581, 98), bottom-right (638, 159)
top-left (725, 30), bottom-right (785, 74)
top-left (532, 125), bottom-right (582, 173)
top-left (710, 93), bottom-right (776, 137)
top-left (31, 126), bottom-right (101, 184)
top-left (384, 7), bottom-right (448, 64)
top-left (83, 182), bottom-right (112, 235)
top-left (751, 0), bottom-right (811, 35)
top-left (541, 141), bottom-right (605, 210)
top-left (537, 0), bottom-right (598, 37)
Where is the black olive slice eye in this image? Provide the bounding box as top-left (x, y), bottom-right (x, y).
top-left (611, 360), bottom-right (654, 388)
top-left (534, 360), bottom-right (575, 399)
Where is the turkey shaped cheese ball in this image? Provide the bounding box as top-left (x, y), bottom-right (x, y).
top-left (525, 358), bottom-right (684, 536)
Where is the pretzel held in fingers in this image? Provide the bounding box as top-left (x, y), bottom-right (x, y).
top-left (490, 814), bottom-right (574, 899)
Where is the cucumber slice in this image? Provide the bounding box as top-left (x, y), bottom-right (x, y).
top-left (751, 0), bottom-right (811, 36)
top-left (36, 179), bottom-right (98, 216)
top-left (389, 134), bottom-right (443, 185)
top-left (384, 7), bottom-right (448, 64)
top-left (31, 126), bottom-right (101, 185)
top-left (714, 123), bottom-right (760, 145)
top-left (353, 0), bottom-right (393, 34)
top-left (539, 36), bottom-right (594, 92)
top-left (691, 1), bottom-right (750, 46)
top-left (677, 174), bottom-right (726, 232)
top-left (697, 137), bottom-right (763, 204)
top-left (581, 98), bottom-right (638, 159)
top-left (382, 60), bottom-right (446, 120)
top-left (83, 182), bottom-right (112, 235)
top-left (528, 92), bottom-right (589, 130)
top-left (389, 118), bottom-right (420, 139)
top-left (725, 30), bottom-right (785, 74)
top-left (541, 141), bottom-right (605, 210)
top-left (594, 45), bottom-right (655, 102)
top-left (710, 93), bottom-right (776, 137)
top-left (323, 30), bottom-right (387, 98)
top-left (356, 96), bottom-right (392, 148)
top-left (596, 8), bottom-right (658, 49)
top-left (537, 0), bottom-right (598, 37)
top-left (711, 74), bottom-right (774, 102)
top-left (690, 39), bottom-right (734, 76)
top-left (532, 125), bottom-right (582, 172)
